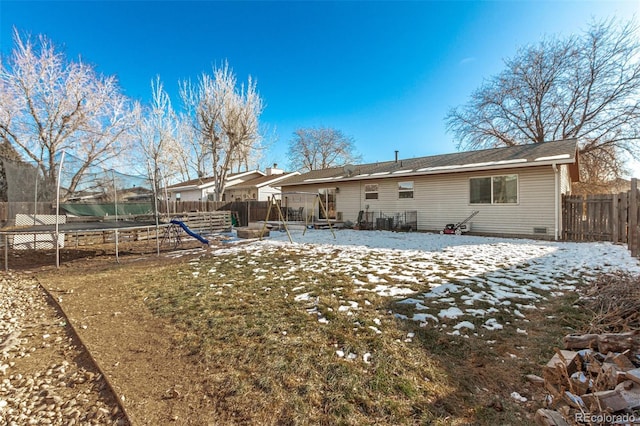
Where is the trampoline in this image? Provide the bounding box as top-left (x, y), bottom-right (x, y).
top-left (2, 219), bottom-right (163, 233)
top-left (0, 219), bottom-right (171, 270)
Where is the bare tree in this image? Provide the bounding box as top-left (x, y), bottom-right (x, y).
top-left (180, 62), bottom-right (263, 201)
top-left (175, 114), bottom-right (209, 180)
top-left (288, 127), bottom-right (361, 172)
top-left (446, 18), bottom-right (640, 184)
top-left (0, 29), bottom-right (136, 194)
top-left (229, 134), bottom-right (265, 173)
top-left (133, 76), bottom-right (190, 194)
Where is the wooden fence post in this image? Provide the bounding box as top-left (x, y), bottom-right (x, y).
top-left (563, 194), bottom-right (569, 240)
top-left (621, 192), bottom-right (629, 244)
top-left (630, 178), bottom-right (639, 257)
top-left (612, 193), bottom-right (619, 243)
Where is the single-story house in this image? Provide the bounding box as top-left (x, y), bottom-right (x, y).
top-left (166, 165), bottom-right (298, 202)
top-left (278, 139), bottom-right (580, 239)
top-left (224, 169), bottom-right (300, 202)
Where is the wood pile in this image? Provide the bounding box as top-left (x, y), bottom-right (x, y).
top-left (534, 272), bottom-right (640, 425)
top-left (534, 332), bottom-right (640, 425)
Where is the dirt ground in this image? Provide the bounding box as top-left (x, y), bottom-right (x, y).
top-left (8, 241), bottom-right (234, 425)
top-left (3, 237), bottom-right (570, 425)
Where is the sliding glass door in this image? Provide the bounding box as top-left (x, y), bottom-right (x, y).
top-left (318, 188), bottom-right (336, 220)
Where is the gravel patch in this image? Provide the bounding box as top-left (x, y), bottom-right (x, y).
top-left (0, 272), bottom-right (127, 425)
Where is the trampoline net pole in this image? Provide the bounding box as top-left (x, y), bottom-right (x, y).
top-left (55, 152), bottom-right (65, 269)
top-left (113, 171), bottom-right (119, 263)
top-left (151, 166), bottom-right (160, 256)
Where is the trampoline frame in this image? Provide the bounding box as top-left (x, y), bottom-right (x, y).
top-left (0, 220), bottom-right (171, 271)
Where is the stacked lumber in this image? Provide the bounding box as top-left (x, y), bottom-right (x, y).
top-left (534, 331), bottom-right (640, 425)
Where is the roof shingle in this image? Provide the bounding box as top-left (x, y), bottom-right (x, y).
top-left (280, 139), bottom-right (579, 186)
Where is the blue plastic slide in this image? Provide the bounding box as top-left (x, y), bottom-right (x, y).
top-left (170, 219), bottom-right (209, 245)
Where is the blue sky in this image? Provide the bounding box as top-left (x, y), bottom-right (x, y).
top-left (1, 0), bottom-right (639, 172)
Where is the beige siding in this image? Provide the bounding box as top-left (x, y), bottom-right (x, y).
top-left (171, 189), bottom-right (204, 202)
top-left (284, 165), bottom-right (559, 237)
top-left (258, 185), bottom-right (280, 202)
top-left (335, 184), bottom-right (362, 222)
top-left (225, 185), bottom-right (281, 201)
top-left (225, 187), bottom-right (259, 201)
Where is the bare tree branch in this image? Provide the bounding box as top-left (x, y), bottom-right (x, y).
top-left (180, 62), bottom-right (263, 201)
top-left (0, 29), bottom-right (136, 192)
top-left (446, 18), bottom-right (640, 184)
top-left (287, 127), bottom-right (362, 172)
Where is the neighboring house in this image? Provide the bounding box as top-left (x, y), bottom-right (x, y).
top-left (165, 166), bottom-right (298, 202)
top-left (165, 170), bottom-right (265, 202)
top-left (224, 166), bottom-right (300, 201)
top-left (278, 139), bottom-right (580, 240)
top-left (120, 187), bottom-right (154, 202)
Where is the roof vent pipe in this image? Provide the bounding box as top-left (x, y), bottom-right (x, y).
top-left (395, 150), bottom-right (399, 163)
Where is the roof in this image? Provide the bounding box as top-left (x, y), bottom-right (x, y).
top-left (280, 139), bottom-right (580, 186)
top-left (166, 170), bottom-right (264, 190)
top-left (166, 176), bottom-right (216, 190)
top-left (229, 172), bottom-right (300, 189)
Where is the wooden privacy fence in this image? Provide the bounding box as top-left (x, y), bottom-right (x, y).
top-left (562, 178), bottom-right (639, 257)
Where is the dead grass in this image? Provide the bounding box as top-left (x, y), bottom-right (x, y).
top-left (124, 247), bottom-right (592, 425)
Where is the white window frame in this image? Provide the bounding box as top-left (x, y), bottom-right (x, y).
top-left (364, 183), bottom-right (379, 200)
top-left (398, 181), bottom-right (414, 199)
top-left (469, 174), bottom-right (518, 204)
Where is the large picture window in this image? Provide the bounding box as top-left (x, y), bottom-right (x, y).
top-left (470, 175), bottom-right (518, 204)
top-left (364, 183), bottom-right (379, 200)
top-left (398, 181), bottom-right (414, 199)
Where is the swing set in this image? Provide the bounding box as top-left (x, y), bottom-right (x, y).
top-left (259, 191), bottom-right (336, 243)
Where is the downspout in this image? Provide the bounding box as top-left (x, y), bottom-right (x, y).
top-left (553, 163), bottom-right (559, 241)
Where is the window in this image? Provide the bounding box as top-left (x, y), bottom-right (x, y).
top-left (398, 181), bottom-right (414, 199)
top-left (470, 175), bottom-right (518, 204)
top-left (470, 178), bottom-right (491, 204)
top-left (492, 175), bottom-right (518, 203)
top-left (175, 192), bottom-right (181, 201)
top-left (364, 184), bottom-right (378, 200)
